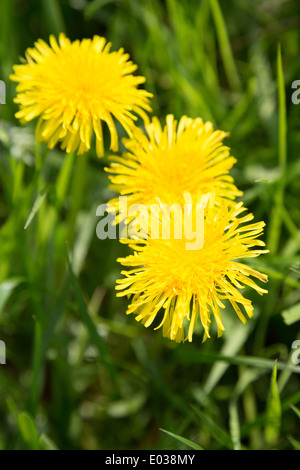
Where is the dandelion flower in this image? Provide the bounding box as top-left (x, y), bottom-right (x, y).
top-left (10, 34), bottom-right (152, 157)
top-left (116, 198), bottom-right (268, 343)
top-left (106, 114), bottom-right (241, 223)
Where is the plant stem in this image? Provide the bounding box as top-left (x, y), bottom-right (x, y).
top-left (67, 153), bottom-right (88, 247)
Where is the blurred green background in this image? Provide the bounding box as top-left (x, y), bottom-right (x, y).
top-left (1, 0), bottom-right (300, 450)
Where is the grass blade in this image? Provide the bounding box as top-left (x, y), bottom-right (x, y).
top-left (264, 361), bottom-right (281, 445)
top-left (288, 435), bottom-right (300, 450)
top-left (0, 278), bottom-right (22, 314)
top-left (289, 404), bottom-right (300, 420)
top-left (41, 0), bottom-right (66, 35)
top-left (175, 349), bottom-right (300, 374)
top-left (267, 43), bottom-right (287, 254)
top-left (66, 246), bottom-right (119, 392)
top-left (39, 434), bottom-right (59, 450)
top-left (160, 428), bottom-right (203, 450)
top-left (209, 0), bottom-right (241, 90)
top-left (204, 321), bottom-right (254, 394)
top-left (229, 400), bottom-right (241, 450)
top-left (191, 404), bottom-right (232, 449)
top-left (282, 303), bottom-right (300, 326)
top-left (18, 412), bottom-right (40, 451)
top-left (24, 189), bottom-right (48, 230)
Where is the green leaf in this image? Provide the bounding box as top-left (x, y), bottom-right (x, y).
top-left (24, 189), bottom-right (48, 230)
top-left (209, 0), bottom-right (241, 90)
top-left (191, 405), bottom-right (232, 449)
top-left (107, 392), bottom-right (147, 418)
top-left (39, 434), bottom-right (59, 450)
top-left (264, 361), bottom-right (281, 445)
top-left (66, 246), bottom-right (119, 390)
top-left (282, 303), bottom-right (300, 325)
top-left (84, 0), bottom-right (120, 19)
top-left (288, 435), bottom-right (300, 450)
top-left (55, 152), bottom-right (75, 209)
top-left (18, 412), bottom-right (40, 450)
top-left (0, 278), bottom-right (22, 314)
top-left (160, 428), bottom-right (203, 450)
top-left (289, 404), bottom-right (300, 420)
top-left (277, 43), bottom-right (287, 171)
top-left (41, 0), bottom-right (66, 35)
top-left (229, 400), bottom-right (241, 450)
top-left (175, 349), bottom-right (300, 375)
top-left (267, 43), bottom-right (287, 254)
top-left (204, 321), bottom-right (254, 394)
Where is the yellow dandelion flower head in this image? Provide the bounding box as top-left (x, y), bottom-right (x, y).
top-left (106, 114), bottom-right (242, 223)
top-left (116, 197), bottom-right (268, 343)
top-left (10, 34), bottom-right (152, 157)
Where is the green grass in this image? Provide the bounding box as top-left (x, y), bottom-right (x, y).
top-left (0, 0), bottom-right (300, 450)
